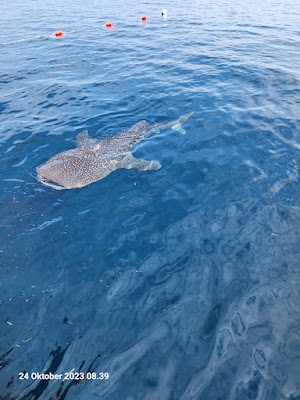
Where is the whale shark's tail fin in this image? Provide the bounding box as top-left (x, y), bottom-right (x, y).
top-left (170, 112), bottom-right (194, 134)
top-left (146, 112), bottom-right (194, 136)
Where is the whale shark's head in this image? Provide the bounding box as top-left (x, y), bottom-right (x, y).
top-left (36, 149), bottom-right (90, 190)
top-left (36, 171), bottom-right (69, 190)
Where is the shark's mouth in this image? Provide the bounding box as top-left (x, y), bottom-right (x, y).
top-left (36, 174), bottom-right (68, 190)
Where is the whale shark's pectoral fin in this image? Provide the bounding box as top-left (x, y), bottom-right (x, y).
top-left (121, 153), bottom-right (161, 171)
top-left (76, 130), bottom-right (89, 147)
top-left (76, 130), bottom-right (98, 149)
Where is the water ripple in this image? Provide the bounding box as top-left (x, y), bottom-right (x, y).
top-left (1, 0), bottom-right (300, 399)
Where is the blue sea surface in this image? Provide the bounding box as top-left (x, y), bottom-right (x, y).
top-left (1, 0), bottom-right (300, 399)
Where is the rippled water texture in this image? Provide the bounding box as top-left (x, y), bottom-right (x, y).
top-left (1, 0), bottom-right (300, 399)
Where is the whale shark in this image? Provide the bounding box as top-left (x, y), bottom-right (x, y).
top-left (36, 112), bottom-right (193, 190)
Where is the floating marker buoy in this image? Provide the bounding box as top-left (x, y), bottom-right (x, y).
top-left (105, 21), bottom-right (112, 28)
top-left (162, 8), bottom-right (168, 18)
top-left (141, 15), bottom-right (147, 22)
top-left (54, 30), bottom-right (63, 38)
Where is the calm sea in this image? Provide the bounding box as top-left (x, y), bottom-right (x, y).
top-left (1, 0), bottom-right (300, 399)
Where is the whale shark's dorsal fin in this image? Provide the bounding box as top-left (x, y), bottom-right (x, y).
top-left (96, 120), bottom-right (148, 153)
top-left (76, 130), bottom-right (98, 150)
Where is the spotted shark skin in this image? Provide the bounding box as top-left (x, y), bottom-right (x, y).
top-left (36, 112), bottom-right (193, 190)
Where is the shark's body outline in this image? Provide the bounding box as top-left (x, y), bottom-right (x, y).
top-left (36, 112), bottom-right (193, 190)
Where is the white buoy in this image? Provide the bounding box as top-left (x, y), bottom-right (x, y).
top-left (162, 8), bottom-right (168, 19)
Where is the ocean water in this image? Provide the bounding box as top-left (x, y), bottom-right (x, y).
top-left (1, 0), bottom-right (300, 399)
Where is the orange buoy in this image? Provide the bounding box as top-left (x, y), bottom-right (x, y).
top-left (105, 21), bottom-right (112, 28)
top-left (141, 15), bottom-right (147, 22)
top-left (54, 30), bottom-right (63, 37)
